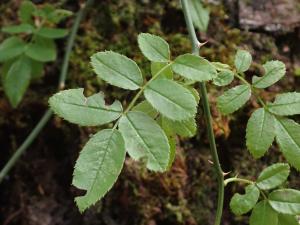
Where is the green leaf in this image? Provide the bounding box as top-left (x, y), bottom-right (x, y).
top-left (144, 79), bottom-right (197, 121)
top-left (252, 60), bottom-right (286, 88)
top-left (268, 92), bottom-right (300, 116)
top-left (0, 37), bottom-right (26, 62)
top-left (213, 70), bottom-right (234, 86)
top-left (278, 214), bottom-right (299, 225)
top-left (167, 135), bottom-right (176, 169)
top-left (269, 189), bottom-right (300, 215)
top-left (33, 4), bottom-right (55, 19)
top-left (47, 9), bottom-right (73, 23)
top-left (250, 201), bottom-right (278, 225)
top-left (188, 0), bottom-right (210, 32)
top-left (246, 108), bottom-right (276, 158)
top-left (137, 33), bottom-right (170, 62)
top-left (72, 129), bottom-right (125, 212)
top-left (29, 59), bottom-right (44, 79)
top-left (275, 117), bottom-right (300, 170)
top-left (19, 1), bottom-right (36, 24)
top-left (35, 27), bottom-right (68, 39)
top-left (118, 111), bottom-right (170, 172)
top-left (230, 184), bottom-right (260, 216)
top-left (25, 36), bottom-right (56, 62)
top-left (2, 56), bottom-right (31, 107)
top-left (49, 88), bottom-right (123, 126)
top-left (157, 115), bottom-right (176, 169)
top-left (91, 51), bottom-right (143, 90)
top-left (186, 86), bottom-right (200, 103)
top-left (172, 54), bottom-right (217, 81)
top-left (132, 100), bottom-right (158, 119)
top-left (217, 84), bottom-right (251, 115)
top-left (2, 24), bottom-right (34, 34)
top-left (162, 116), bottom-right (197, 138)
top-left (212, 62), bottom-right (231, 71)
top-left (151, 62), bottom-right (173, 79)
top-left (234, 49), bottom-right (252, 73)
top-left (256, 163), bottom-right (290, 190)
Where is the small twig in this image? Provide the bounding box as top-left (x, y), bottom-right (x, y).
top-left (180, 1), bottom-right (225, 225)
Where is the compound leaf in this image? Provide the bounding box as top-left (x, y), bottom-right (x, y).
top-left (35, 27), bottom-right (68, 39)
top-left (0, 37), bottom-right (26, 62)
top-left (138, 33), bottom-right (170, 62)
top-left (118, 111), bottom-right (170, 172)
top-left (269, 189), bottom-right (300, 215)
top-left (256, 163), bottom-right (290, 190)
top-left (25, 36), bottom-right (56, 62)
top-left (252, 60), bottom-right (286, 88)
top-left (234, 49), bottom-right (252, 73)
top-left (91, 51), bottom-right (143, 90)
top-left (217, 84), bottom-right (251, 115)
top-left (72, 129), bottom-right (125, 212)
top-left (268, 92), bottom-right (300, 116)
top-left (3, 56), bottom-right (31, 107)
top-left (49, 88), bottom-right (123, 126)
top-left (188, 0), bottom-right (210, 32)
top-left (144, 79), bottom-right (197, 121)
top-left (246, 108), bottom-right (276, 158)
top-left (230, 184), bottom-right (260, 216)
top-left (275, 117), bottom-right (300, 170)
top-left (250, 201), bottom-right (278, 225)
top-left (172, 54), bottom-right (217, 81)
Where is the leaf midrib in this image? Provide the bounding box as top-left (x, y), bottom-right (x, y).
top-left (146, 85), bottom-right (192, 113)
top-left (222, 85), bottom-right (250, 105)
top-left (95, 55), bottom-right (141, 86)
top-left (125, 115), bottom-right (165, 170)
top-left (253, 65), bottom-right (283, 86)
top-left (144, 36), bottom-right (168, 60)
top-left (174, 60), bottom-right (213, 77)
top-left (257, 166), bottom-right (287, 184)
top-left (85, 130), bottom-right (116, 196)
top-left (59, 100), bottom-right (122, 113)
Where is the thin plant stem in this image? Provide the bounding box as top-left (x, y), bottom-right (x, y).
top-left (234, 72), bottom-right (267, 108)
top-left (59, 0), bottom-right (95, 89)
top-left (0, 110), bottom-right (52, 182)
top-left (124, 62), bottom-right (173, 114)
top-left (0, 0), bottom-right (94, 183)
top-left (224, 177), bottom-right (268, 200)
top-left (180, 1), bottom-right (224, 225)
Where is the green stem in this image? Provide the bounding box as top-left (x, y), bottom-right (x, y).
top-left (124, 62), bottom-right (173, 114)
top-left (0, 0), bottom-right (94, 184)
top-left (180, 1), bottom-right (224, 225)
top-left (224, 177), bottom-right (268, 200)
top-left (58, 0), bottom-right (95, 89)
top-left (0, 110), bottom-right (52, 182)
top-left (234, 73), bottom-right (267, 108)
